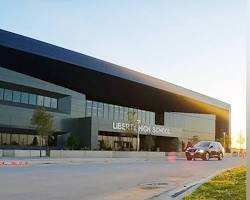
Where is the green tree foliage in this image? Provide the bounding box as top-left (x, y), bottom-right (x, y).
top-left (124, 111), bottom-right (137, 150)
top-left (216, 133), bottom-right (231, 151)
top-left (66, 134), bottom-right (79, 150)
top-left (31, 107), bottom-right (55, 156)
top-left (236, 131), bottom-right (245, 152)
top-left (191, 135), bottom-right (199, 145)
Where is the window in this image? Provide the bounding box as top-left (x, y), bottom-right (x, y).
top-left (44, 96), bottom-right (51, 108)
top-left (124, 107), bottom-right (128, 121)
top-left (104, 103), bottom-right (109, 119)
top-left (108, 104), bottom-right (114, 120)
top-left (4, 89), bottom-right (12, 101)
top-left (6, 134), bottom-right (11, 145)
top-left (19, 134), bottom-right (28, 146)
top-left (119, 106), bottom-right (124, 121)
top-left (145, 111), bottom-right (149, 125)
top-left (51, 98), bottom-right (58, 109)
top-left (133, 109), bottom-right (138, 120)
top-left (98, 102), bottom-right (103, 118)
top-left (92, 101), bottom-right (98, 117)
top-left (0, 87), bottom-right (58, 110)
top-left (0, 88), bottom-right (3, 100)
top-left (138, 110), bottom-right (142, 122)
top-left (149, 112), bottom-right (154, 124)
top-left (11, 134), bottom-right (19, 145)
top-left (37, 95), bottom-right (44, 106)
top-left (141, 110), bottom-right (146, 124)
top-left (21, 92), bottom-right (29, 104)
top-left (86, 100), bottom-right (92, 117)
top-left (12, 91), bottom-right (21, 103)
top-left (114, 105), bottom-right (119, 120)
top-left (29, 94), bottom-right (37, 105)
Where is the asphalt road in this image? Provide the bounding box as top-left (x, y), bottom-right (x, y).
top-left (0, 157), bottom-right (244, 200)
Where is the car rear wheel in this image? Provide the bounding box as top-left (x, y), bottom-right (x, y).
top-left (218, 153), bottom-right (223, 160)
top-left (203, 152), bottom-right (210, 161)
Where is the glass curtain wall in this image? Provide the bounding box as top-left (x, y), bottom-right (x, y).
top-left (0, 87), bottom-right (58, 109)
top-left (85, 100), bottom-right (155, 125)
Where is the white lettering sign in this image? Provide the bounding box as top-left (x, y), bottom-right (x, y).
top-left (112, 122), bottom-right (170, 135)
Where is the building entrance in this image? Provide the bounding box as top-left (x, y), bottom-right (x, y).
top-left (140, 135), bottom-right (179, 152)
top-left (98, 131), bottom-right (137, 151)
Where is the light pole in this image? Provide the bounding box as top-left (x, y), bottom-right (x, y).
top-left (136, 119), bottom-right (141, 151)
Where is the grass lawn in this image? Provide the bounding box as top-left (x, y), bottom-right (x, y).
top-left (183, 165), bottom-right (246, 200)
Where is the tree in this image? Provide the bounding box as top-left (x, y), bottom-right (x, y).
top-left (124, 111), bottom-right (137, 151)
top-left (236, 130), bottom-right (245, 152)
top-left (189, 135), bottom-right (199, 145)
top-left (216, 133), bottom-right (231, 152)
top-left (66, 134), bottom-right (79, 150)
top-left (31, 107), bottom-right (55, 157)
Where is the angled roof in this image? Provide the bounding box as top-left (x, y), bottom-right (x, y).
top-left (0, 29), bottom-right (230, 111)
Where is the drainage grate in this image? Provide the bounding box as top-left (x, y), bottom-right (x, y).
top-left (171, 184), bottom-right (198, 198)
top-left (139, 182), bottom-right (168, 190)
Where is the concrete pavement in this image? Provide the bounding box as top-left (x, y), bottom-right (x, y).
top-left (0, 157), bottom-right (245, 200)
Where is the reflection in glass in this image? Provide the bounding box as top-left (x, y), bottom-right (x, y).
top-left (92, 101), bottom-right (98, 117)
top-left (0, 88), bottom-right (4, 100)
top-left (44, 96), bottom-right (51, 108)
top-left (114, 105), bottom-right (119, 120)
top-left (138, 110), bottom-right (142, 122)
top-left (104, 103), bottom-right (109, 119)
top-left (145, 111), bottom-right (149, 125)
top-left (13, 91), bottom-right (21, 103)
top-left (133, 109), bottom-right (138, 120)
top-left (141, 110), bottom-right (146, 124)
top-left (152, 113), bottom-right (155, 125)
top-left (124, 107), bottom-right (128, 121)
top-left (98, 102), bottom-right (103, 118)
top-left (4, 89), bottom-right (12, 101)
top-left (21, 92), bottom-right (29, 104)
top-left (37, 95), bottom-right (44, 106)
top-left (109, 104), bottom-right (114, 120)
top-left (86, 100), bottom-right (92, 117)
top-left (29, 94), bottom-right (37, 105)
top-left (11, 134), bottom-right (19, 145)
top-left (119, 106), bottom-right (124, 121)
top-left (51, 98), bottom-right (58, 109)
top-left (85, 99), bottom-right (156, 125)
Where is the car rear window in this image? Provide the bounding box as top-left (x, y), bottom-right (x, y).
top-left (193, 141), bottom-right (210, 148)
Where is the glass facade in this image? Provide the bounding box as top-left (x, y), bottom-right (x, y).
top-left (85, 100), bottom-right (155, 125)
top-left (4, 89), bottom-right (12, 101)
top-left (108, 104), bottom-right (114, 120)
top-left (104, 103), bottom-right (109, 119)
top-left (0, 133), bottom-right (45, 146)
top-left (12, 91), bottom-right (21, 103)
top-left (37, 95), bottom-right (44, 106)
top-left (92, 101), bottom-right (98, 117)
top-left (0, 88), bottom-right (3, 100)
top-left (97, 102), bottom-right (103, 118)
top-left (21, 92), bottom-right (29, 104)
top-left (44, 96), bottom-right (51, 108)
top-left (0, 87), bottom-right (58, 109)
top-left (86, 100), bottom-right (92, 117)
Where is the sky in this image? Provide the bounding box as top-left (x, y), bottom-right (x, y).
top-left (0, 0), bottom-right (246, 148)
